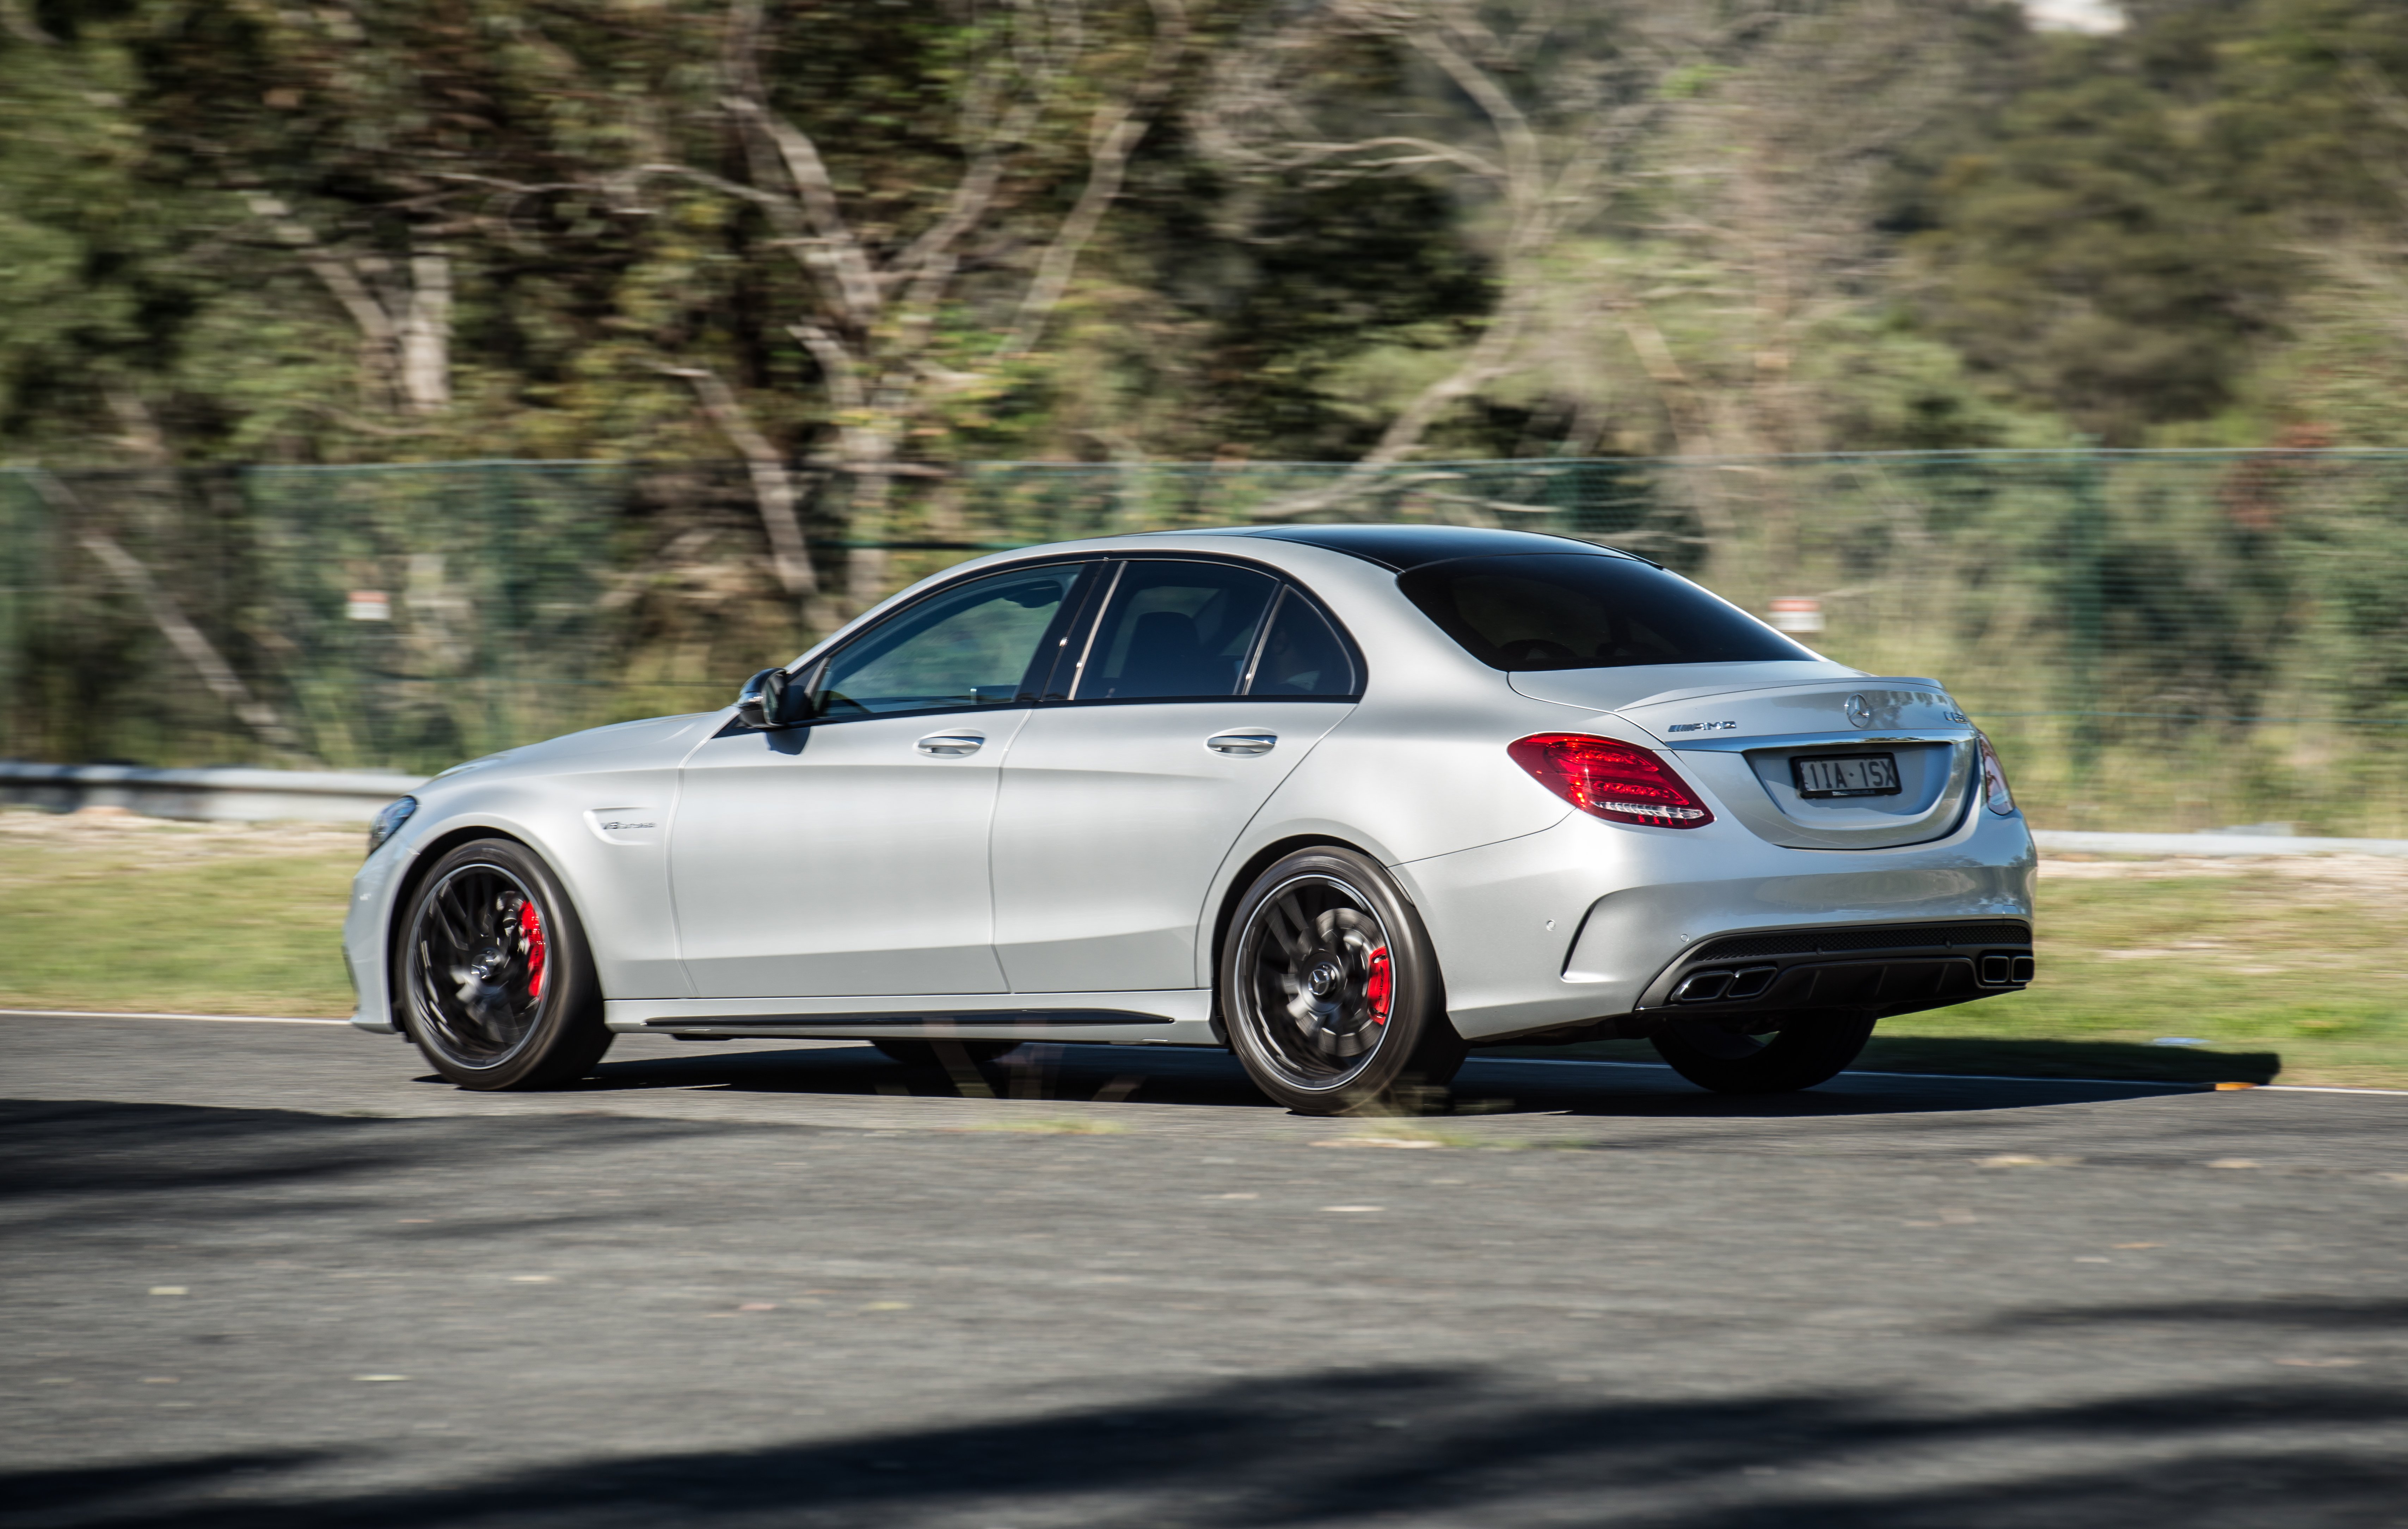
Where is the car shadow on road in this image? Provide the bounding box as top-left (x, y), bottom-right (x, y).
top-left (526, 1041), bottom-right (2204, 1121)
top-left (10, 1361), bottom-right (2402, 1528)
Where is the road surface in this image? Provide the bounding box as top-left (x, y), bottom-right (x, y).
top-left (4, 1014), bottom-right (2405, 1528)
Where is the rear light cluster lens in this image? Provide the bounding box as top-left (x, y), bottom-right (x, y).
top-left (1976, 730), bottom-right (2017, 816)
top-left (1509, 733), bottom-right (1714, 829)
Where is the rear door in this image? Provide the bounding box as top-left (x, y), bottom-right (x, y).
top-left (991, 562), bottom-right (1360, 993)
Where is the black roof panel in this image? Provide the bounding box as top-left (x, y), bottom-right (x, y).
top-left (1199, 523), bottom-right (1624, 572)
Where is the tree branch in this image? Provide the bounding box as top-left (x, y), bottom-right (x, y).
top-left (651, 365), bottom-right (820, 602)
top-left (997, 0), bottom-right (1188, 358)
top-left (31, 472), bottom-right (313, 761)
top-left (720, 0), bottom-right (882, 331)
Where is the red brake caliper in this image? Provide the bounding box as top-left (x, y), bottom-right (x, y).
top-left (517, 900), bottom-right (547, 1000)
top-left (1364, 946), bottom-right (1391, 1024)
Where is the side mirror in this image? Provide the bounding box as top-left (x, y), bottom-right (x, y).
top-left (734, 666), bottom-right (792, 729)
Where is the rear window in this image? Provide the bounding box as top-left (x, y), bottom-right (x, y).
top-left (1396, 554), bottom-right (1814, 671)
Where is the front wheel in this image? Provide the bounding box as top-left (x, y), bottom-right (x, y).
top-left (1649, 1012), bottom-right (1875, 1095)
top-left (1220, 847), bottom-right (1466, 1115)
top-left (397, 838), bottom-right (612, 1090)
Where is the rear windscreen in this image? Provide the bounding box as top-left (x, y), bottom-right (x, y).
top-left (1396, 554), bottom-right (1815, 671)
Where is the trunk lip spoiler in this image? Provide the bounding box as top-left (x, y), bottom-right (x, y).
top-left (1646, 726), bottom-right (1977, 754)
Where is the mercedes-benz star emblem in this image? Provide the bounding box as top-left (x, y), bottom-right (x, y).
top-left (1843, 693), bottom-right (1873, 728)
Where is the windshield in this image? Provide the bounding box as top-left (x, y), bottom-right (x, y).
top-left (1396, 554), bottom-right (1815, 671)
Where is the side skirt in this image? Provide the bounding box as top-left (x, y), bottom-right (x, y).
top-left (604, 990), bottom-right (1217, 1047)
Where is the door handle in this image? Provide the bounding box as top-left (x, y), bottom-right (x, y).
top-left (916, 732), bottom-right (985, 756)
top-left (1206, 731), bottom-right (1277, 756)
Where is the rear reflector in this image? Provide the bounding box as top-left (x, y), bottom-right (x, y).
top-left (1509, 733), bottom-right (1714, 829)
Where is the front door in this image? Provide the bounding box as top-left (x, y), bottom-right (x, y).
top-left (670, 561), bottom-right (1092, 998)
top-left (991, 562), bottom-right (1360, 993)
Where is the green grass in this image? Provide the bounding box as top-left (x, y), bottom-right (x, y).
top-left (3, 812), bottom-right (2402, 1089)
top-left (0, 815), bottom-right (358, 1016)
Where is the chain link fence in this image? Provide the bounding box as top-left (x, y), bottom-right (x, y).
top-left (4, 450), bottom-right (2404, 834)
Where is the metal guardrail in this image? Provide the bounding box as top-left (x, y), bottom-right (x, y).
top-left (9, 758), bottom-right (2408, 854)
top-left (0, 761), bottom-right (422, 822)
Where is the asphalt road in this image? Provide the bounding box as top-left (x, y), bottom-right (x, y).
top-left (4, 1014), bottom-right (2406, 1529)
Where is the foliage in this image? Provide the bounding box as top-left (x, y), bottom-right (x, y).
top-left (1906, 0), bottom-right (2408, 444)
top-left (6, 2), bottom-right (2407, 465)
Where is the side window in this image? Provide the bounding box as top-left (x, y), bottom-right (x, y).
top-left (811, 563), bottom-right (1087, 719)
top-left (1078, 561), bottom-right (1280, 701)
top-left (1245, 587), bottom-right (1358, 697)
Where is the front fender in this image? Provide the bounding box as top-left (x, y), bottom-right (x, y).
top-left (344, 766), bottom-right (691, 1033)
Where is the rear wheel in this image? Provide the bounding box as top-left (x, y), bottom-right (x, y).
top-left (397, 838), bottom-right (612, 1090)
top-left (1220, 847), bottom-right (1466, 1115)
top-left (872, 1039), bottom-right (1021, 1068)
top-left (1649, 1012), bottom-right (1875, 1095)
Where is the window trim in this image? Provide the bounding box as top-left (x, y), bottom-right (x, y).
top-left (1054, 555), bottom-right (1368, 707)
top-left (782, 556), bottom-right (1103, 729)
top-left (738, 551), bottom-right (1369, 732)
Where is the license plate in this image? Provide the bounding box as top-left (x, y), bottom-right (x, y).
top-left (1793, 752), bottom-right (1899, 798)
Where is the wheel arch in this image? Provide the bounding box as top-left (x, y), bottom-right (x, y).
top-left (1204, 832), bottom-right (1394, 1045)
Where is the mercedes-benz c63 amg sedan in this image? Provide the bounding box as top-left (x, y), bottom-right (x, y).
top-left (346, 524), bottom-right (2035, 1113)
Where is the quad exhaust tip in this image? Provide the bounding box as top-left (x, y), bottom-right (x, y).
top-left (1671, 952), bottom-right (2034, 1005)
top-left (1671, 966), bottom-right (1779, 1004)
top-left (1979, 953), bottom-right (2037, 987)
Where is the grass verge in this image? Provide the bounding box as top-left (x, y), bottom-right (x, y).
top-left (4, 812), bottom-right (2402, 1089)
top-left (0, 811), bottom-right (358, 1016)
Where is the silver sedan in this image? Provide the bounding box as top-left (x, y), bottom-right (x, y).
top-left (347, 524), bottom-right (2036, 1113)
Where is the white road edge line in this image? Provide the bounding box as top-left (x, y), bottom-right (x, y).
top-left (0, 1008), bottom-right (349, 1025)
top-left (1479, 1056), bottom-right (2200, 1089)
top-left (1480, 1055), bottom-right (2407, 1095)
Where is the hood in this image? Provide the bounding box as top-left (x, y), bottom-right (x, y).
top-left (429, 712), bottom-right (718, 788)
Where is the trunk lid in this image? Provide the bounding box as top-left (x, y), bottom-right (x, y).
top-left (1522, 671), bottom-right (1980, 851)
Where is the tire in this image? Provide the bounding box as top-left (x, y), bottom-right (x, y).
top-left (873, 1039), bottom-right (1022, 1068)
top-left (1219, 846), bottom-right (1467, 1115)
top-left (395, 838), bottom-right (613, 1090)
top-left (1649, 1011), bottom-right (1876, 1095)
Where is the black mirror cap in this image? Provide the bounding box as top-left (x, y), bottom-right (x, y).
top-left (734, 666), bottom-right (789, 729)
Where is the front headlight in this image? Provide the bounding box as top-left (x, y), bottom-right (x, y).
top-left (367, 796), bottom-right (418, 858)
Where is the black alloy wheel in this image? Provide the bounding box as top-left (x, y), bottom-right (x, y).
top-left (1648, 1010), bottom-right (1877, 1094)
top-left (1221, 846), bottom-right (1466, 1115)
top-left (398, 838), bottom-right (612, 1090)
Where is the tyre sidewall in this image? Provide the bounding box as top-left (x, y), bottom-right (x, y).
top-left (395, 838), bottom-right (607, 1090)
top-left (1219, 847), bottom-right (1458, 1114)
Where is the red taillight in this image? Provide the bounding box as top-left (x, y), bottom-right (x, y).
top-left (1509, 733), bottom-right (1714, 829)
top-left (1976, 729), bottom-right (2017, 816)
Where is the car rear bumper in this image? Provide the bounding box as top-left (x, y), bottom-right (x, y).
top-left (1391, 803), bottom-right (2037, 1044)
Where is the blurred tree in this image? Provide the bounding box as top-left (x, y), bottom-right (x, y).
top-left (1906, 0), bottom-right (2408, 444)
